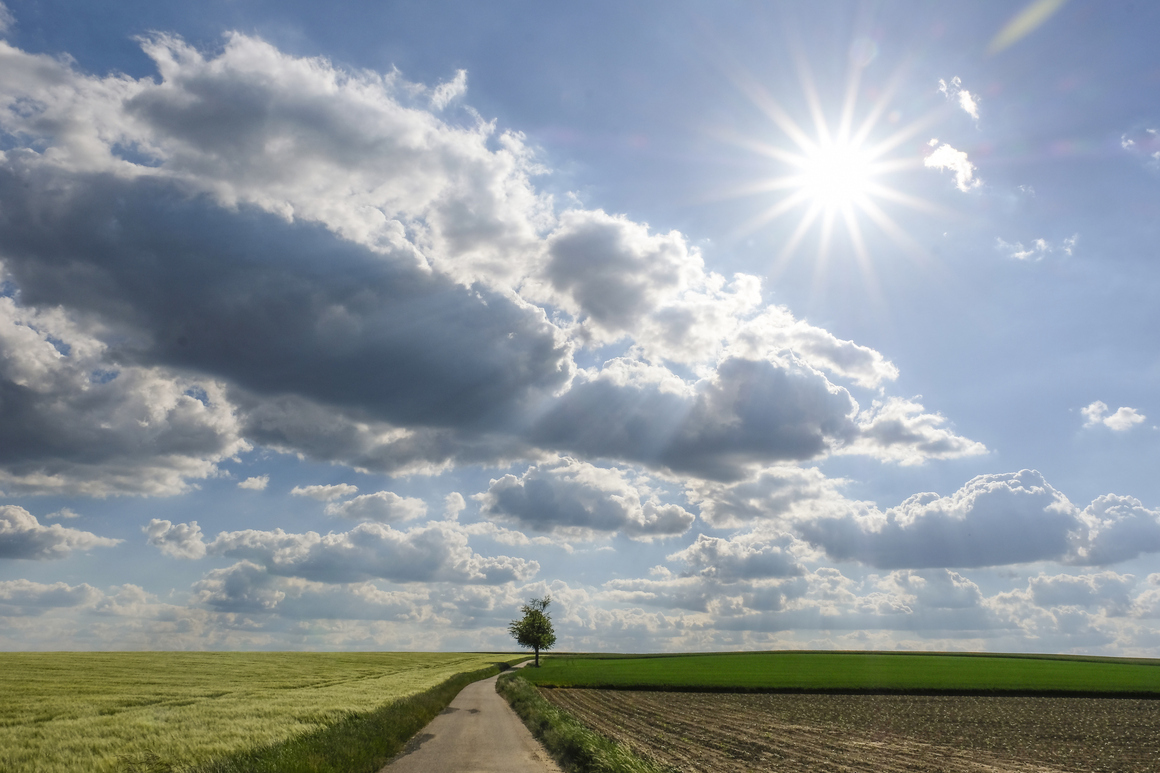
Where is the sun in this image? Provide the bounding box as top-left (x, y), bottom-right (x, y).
top-left (717, 58), bottom-right (939, 284)
top-left (796, 138), bottom-right (875, 210)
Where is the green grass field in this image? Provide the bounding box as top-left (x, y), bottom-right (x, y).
top-left (521, 651), bottom-right (1160, 695)
top-left (0, 652), bottom-right (522, 773)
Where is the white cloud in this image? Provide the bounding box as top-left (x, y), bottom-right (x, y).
top-left (0, 31), bottom-right (991, 497)
top-left (44, 508), bottom-right (81, 520)
top-left (924, 142), bottom-right (982, 191)
top-left (207, 521), bottom-right (538, 584)
top-left (238, 475), bottom-right (269, 491)
top-left (0, 3), bottom-right (13, 34)
top-left (429, 69), bottom-right (467, 110)
top-left (796, 470), bottom-right (1078, 569)
top-left (0, 505), bottom-right (121, 560)
top-left (1028, 571), bottom-right (1135, 614)
top-left (1073, 495), bottom-right (1160, 565)
top-left (1120, 127), bottom-right (1160, 168)
top-left (291, 483), bottom-right (359, 501)
top-left (996, 234), bottom-right (1077, 261)
top-left (668, 533), bottom-right (806, 581)
top-left (443, 492), bottom-right (467, 520)
top-left (0, 579), bottom-right (102, 616)
top-left (938, 76), bottom-right (979, 120)
top-left (143, 518), bottom-right (207, 559)
top-left (845, 397), bottom-right (987, 466)
top-left (477, 457), bottom-right (694, 539)
top-left (686, 466), bottom-right (853, 529)
top-left (324, 491), bottom-right (427, 523)
top-left (1082, 401), bottom-right (1145, 431)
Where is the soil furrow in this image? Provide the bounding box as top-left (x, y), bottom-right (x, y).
top-left (541, 689), bottom-right (1157, 773)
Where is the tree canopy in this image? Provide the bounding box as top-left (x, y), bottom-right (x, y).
top-left (509, 595), bottom-right (556, 666)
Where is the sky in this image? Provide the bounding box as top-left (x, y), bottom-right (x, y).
top-left (1, 0), bottom-right (1159, 654)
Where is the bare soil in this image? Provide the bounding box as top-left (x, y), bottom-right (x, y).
top-left (540, 688), bottom-right (1160, 773)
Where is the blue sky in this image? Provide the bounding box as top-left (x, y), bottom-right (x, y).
top-left (2, 0), bottom-right (1160, 653)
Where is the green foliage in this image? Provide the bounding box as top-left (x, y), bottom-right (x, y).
top-left (521, 651), bottom-right (1160, 696)
top-left (0, 652), bottom-right (521, 773)
top-left (496, 672), bottom-right (672, 773)
top-left (509, 595), bottom-right (557, 666)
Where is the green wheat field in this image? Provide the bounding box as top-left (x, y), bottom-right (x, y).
top-left (0, 651), bottom-right (517, 773)
top-left (523, 651), bottom-right (1160, 695)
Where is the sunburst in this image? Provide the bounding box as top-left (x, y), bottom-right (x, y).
top-left (718, 57), bottom-right (942, 290)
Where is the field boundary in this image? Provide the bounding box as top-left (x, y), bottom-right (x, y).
top-left (546, 650), bottom-right (1160, 667)
top-left (537, 684), bottom-right (1160, 699)
top-left (496, 672), bottom-right (672, 773)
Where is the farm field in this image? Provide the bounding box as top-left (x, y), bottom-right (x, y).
top-left (525, 651), bottom-right (1160, 695)
top-left (542, 688), bottom-right (1160, 773)
top-left (0, 651), bottom-right (520, 773)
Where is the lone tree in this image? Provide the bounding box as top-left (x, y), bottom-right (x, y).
top-left (509, 595), bottom-right (556, 667)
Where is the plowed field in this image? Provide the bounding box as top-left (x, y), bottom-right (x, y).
top-left (541, 688), bottom-right (1160, 773)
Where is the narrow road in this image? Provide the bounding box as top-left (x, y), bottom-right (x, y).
top-left (379, 663), bottom-right (562, 773)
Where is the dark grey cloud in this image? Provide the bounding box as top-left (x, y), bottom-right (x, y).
top-left (0, 168), bottom-right (571, 431)
top-left (796, 470), bottom-right (1079, 569)
top-left (0, 293), bottom-right (248, 496)
top-left (532, 356), bottom-right (858, 481)
top-left (0, 505), bottom-right (120, 559)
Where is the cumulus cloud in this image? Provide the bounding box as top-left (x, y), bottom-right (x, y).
top-left (193, 561), bottom-right (431, 619)
top-left (1073, 495), bottom-right (1160, 565)
top-left (0, 579), bottom-right (102, 616)
top-left (0, 294), bottom-right (249, 496)
top-left (0, 505), bottom-right (121, 559)
top-left (1028, 571), bottom-right (1135, 614)
top-left (444, 492), bottom-right (467, 520)
top-left (668, 533), bottom-right (806, 581)
top-left (1082, 401), bottom-right (1145, 431)
top-left (291, 483), bottom-right (359, 501)
top-left (237, 475), bottom-right (268, 490)
top-left (143, 518), bottom-right (207, 559)
top-left (847, 397), bottom-right (987, 466)
top-left (206, 521), bottom-right (537, 584)
top-left (938, 76), bottom-right (979, 120)
top-left (924, 140), bottom-right (982, 191)
top-left (796, 470), bottom-right (1079, 569)
top-left (884, 569), bottom-right (984, 610)
top-left (686, 466), bottom-right (853, 528)
top-left (324, 491), bottom-right (427, 523)
top-left (0, 29), bottom-right (987, 542)
top-left (477, 457), bottom-right (693, 539)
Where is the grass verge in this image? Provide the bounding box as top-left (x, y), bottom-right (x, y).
top-left (496, 671), bottom-right (672, 773)
top-left (128, 663), bottom-right (509, 773)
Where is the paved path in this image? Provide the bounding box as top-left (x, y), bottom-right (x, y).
top-left (379, 664), bottom-right (562, 773)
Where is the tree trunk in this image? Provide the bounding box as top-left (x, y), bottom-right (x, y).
top-left (534, 646), bottom-right (540, 667)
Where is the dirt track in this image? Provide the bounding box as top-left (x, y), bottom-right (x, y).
top-left (380, 665), bottom-right (561, 773)
top-left (542, 689), bottom-right (1160, 773)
